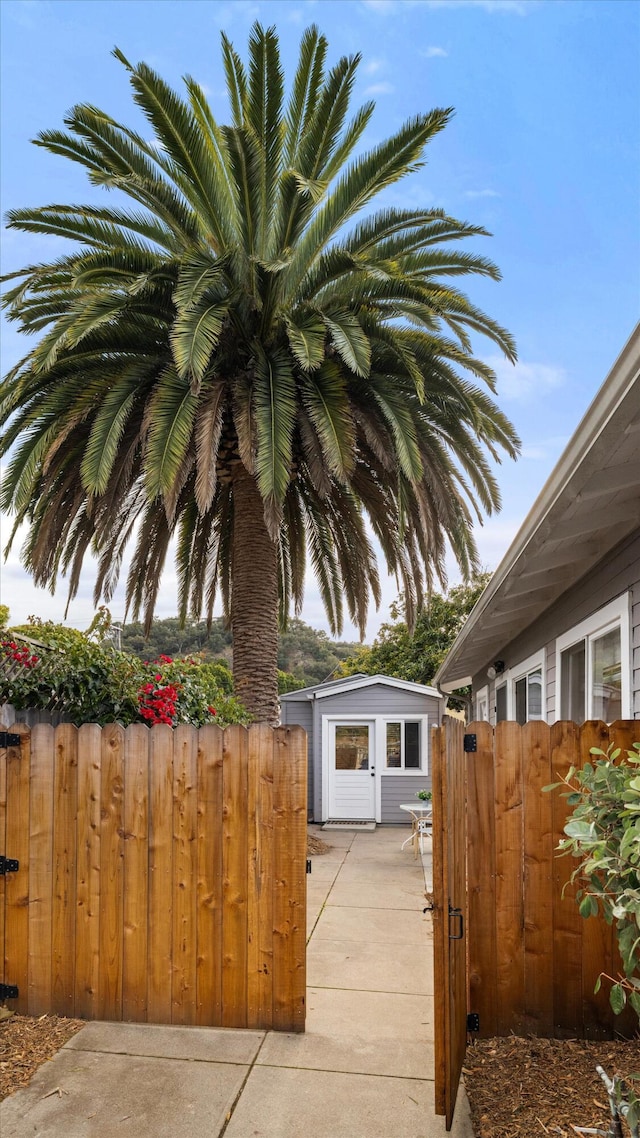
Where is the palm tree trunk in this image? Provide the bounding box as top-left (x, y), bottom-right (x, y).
top-left (231, 465), bottom-right (280, 724)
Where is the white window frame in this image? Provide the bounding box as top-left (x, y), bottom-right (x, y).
top-left (475, 685), bottom-right (489, 722)
top-left (507, 650), bottom-right (546, 723)
top-left (382, 716), bottom-right (429, 775)
top-left (494, 681), bottom-right (508, 725)
top-left (554, 593), bottom-right (631, 722)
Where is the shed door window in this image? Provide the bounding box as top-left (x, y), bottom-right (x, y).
top-left (335, 725), bottom-right (370, 770)
top-left (386, 721), bottom-right (422, 770)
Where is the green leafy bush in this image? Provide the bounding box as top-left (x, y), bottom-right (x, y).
top-left (1, 616), bottom-right (248, 728)
top-left (548, 742), bottom-right (640, 1020)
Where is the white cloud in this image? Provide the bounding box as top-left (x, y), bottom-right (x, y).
top-left (421, 46), bottom-right (449, 58)
top-left (464, 188), bottom-right (501, 199)
top-left (362, 0), bottom-right (530, 13)
top-left (211, 2), bottom-right (261, 28)
top-left (363, 57), bottom-right (385, 75)
top-left (487, 356), bottom-right (567, 403)
top-left (364, 81), bottom-right (395, 96)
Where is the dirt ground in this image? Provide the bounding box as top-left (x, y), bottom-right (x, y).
top-left (464, 1035), bottom-right (640, 1137)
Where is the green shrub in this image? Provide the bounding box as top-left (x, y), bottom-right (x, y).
top-left (1, 616), bottom-right (248, 728)
top-left (547, 742), bottom-right (640, 1020)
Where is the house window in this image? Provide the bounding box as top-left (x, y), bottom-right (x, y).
top-left (510, 654), bottom-right (544, 724)
top-left (495, 684), bottom-right (507, 723)
top-left (385, 721), bottom-right (423, 770)
top-left (556, 595), bottom-right (630, 722)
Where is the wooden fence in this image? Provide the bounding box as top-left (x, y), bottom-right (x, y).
top-left (0, 722), bottom-right (307, 1032)
top-left (464, 719), bottom-right (638, 1040)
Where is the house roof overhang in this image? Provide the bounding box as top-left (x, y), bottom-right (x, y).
top-left (435, 322), bottom-right (640, 693)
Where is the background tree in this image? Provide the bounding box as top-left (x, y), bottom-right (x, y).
top-left (1, 24), bottom-right (519, 723)
top-left (337, 573), bottom-right (491, 689)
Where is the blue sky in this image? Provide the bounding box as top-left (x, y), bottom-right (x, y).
top-left (1, 0), bottom-right (639, 640)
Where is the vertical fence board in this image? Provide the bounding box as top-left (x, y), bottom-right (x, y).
top-left (74, 724), bottom-right (101, 1020)
top-left (465, 721), bottom-right (497, 1038)
top-left (579, 721), bottom-right (615, 1039)
top-left (550, 720), bottom-right (584, 1037)
top-left (171, 725), bottom-right (198, 1024)
top-left (494, 722), bottom-right (525, 1034)
top-left (196, 725), bottom-right (223, 1027)
top-left (222, 726), bottom-right (249, 1028)
top-left (603, 721), bottom-right (640, 1039)
top-left (5, 725), bottom-right (31, 1013)
top-left (147, 725), bottom-right (173, 1024)
top-left (445, 718), bottom-right (468, 1127)
top-left (51, 725), bottom-right (77, 1017)
top-left (247, 724), bottom-right (274, 1029)
top-left (99, 724), bottom-right (125, 1021)
top-left (432, 725), bottom-right (447, 1117)
top-left (272, 727), bottom-right (307, 1032)
top-left (523, 721), bottom-right (555, 1036)
top-left (123, 725), bottom-right (149, 1022)
top-left (28, 726), bottom-right (54, 1015)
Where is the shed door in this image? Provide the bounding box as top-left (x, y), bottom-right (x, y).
top-left (328, 721), bottom-right (376, 820)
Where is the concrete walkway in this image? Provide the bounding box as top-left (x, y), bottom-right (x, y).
top-left (1, 827), bottom-right (473, 1138)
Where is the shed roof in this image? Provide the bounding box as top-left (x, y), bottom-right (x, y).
top-left (280, 673), bottom-right (441, 701)
top-left (435, 322), bottom-right (640, 692)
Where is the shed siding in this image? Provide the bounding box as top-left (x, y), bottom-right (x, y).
top-left (283, 683), bottom-right (442, 822)
top-left (315, 686), bottom-right (440, 822)
top-left (279, 698), bottom-right (314, 816)
top-left (381, 776), bottom-right (432, 824)
top-left (472, 529), bottom-right (640, 720)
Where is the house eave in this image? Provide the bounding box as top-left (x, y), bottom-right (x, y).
top-left (435, 321), bottom-right (640, 689)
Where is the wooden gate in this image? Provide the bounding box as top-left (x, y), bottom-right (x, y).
top-left (432, 718), bottom-right (639, 1128)
top-left (0, 721), bottom-right (307, 1032)
top-left (432, 717), bottom-right (468, 1131)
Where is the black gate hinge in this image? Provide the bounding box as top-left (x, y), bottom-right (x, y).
top-left (0, 731), bottom-right (21, 748)
top-left (306, 858), bottom-right (312, 874)
top-left (0, 856), bottom-right (19, 875)
top-left (0, 984), bottom-right (19, 1001)
top-left (463, 733), bottom-right (477, 753)
top-left (467, 1012), bottom-right (480, 1032)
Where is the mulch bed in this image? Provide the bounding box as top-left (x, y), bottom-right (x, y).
top-left (464, 1035), bottom-right (640, 1137)
top-left (0, 1012), bottom-right (84, 1101)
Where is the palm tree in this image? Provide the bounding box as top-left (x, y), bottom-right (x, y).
top-left (1, 24), bottom-right (519, 724)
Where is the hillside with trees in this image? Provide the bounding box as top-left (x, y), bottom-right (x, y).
top-left (122, 616), bottom-right (359, 692)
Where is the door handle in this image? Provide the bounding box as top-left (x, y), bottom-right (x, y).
top-left (448, 905), bottom-right (464, 940)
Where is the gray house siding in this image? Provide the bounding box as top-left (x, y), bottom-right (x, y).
top-left (381, 776), bottom-right (432, 824)
top-left (282, 680), bottom-right (441, 822)
top-left (280, 697), bottom-right (314, 816)
top-left (472, 529), bottom-right (640, 722)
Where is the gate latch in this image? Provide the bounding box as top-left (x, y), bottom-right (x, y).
top-left (306, 858), bottom-right (312, 874)
top-left (0, 856), bottom-right (19, 875)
